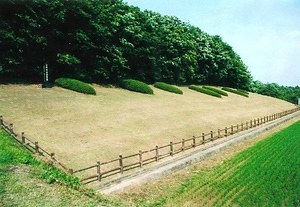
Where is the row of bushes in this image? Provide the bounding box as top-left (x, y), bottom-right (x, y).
top-left (222, 87), bottom-right (249, 97)
top-left (188, 85), bottom-right (222, 98)
top-left (202, 86), bottom-right (228, 96)
top-left (54, 78), bottom-right (249, 99)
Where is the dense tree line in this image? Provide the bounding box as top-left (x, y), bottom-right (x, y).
top-left (251, 81), bottom-right (300, 105)
top-left (0, 0), bottom-right (253, 89)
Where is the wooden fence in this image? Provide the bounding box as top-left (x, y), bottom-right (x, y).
top-left (1, 107), bottom-right (299, 184)
top-left (70, 107), bottom-right (300, 184)
top-left (0, 115), bottom-right (71, 173)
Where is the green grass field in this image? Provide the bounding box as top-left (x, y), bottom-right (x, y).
top-left (148, 120), bottom-right (300, 206)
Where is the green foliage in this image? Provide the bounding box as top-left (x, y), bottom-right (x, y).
top-left (122, 79), bottom-right (153, 94)
top-left (0, 0), bottom-right (252, 88)
top-left (189, 85), bottom-right (222, 98)
top-left (251, 81), bottom-right (300, 104)
top-left (159, 120), bottom-right (300, 206)
top-left (237, 89), bottom-right (249, 95)
top-left (55, 78), bottom-right (96, 95)
top-left (0, 131), bottom-right (35, 166)
top-left (222, 87), bottom-right (249, 97)
top-left (154, 82), bottom-right (183, 94)
top-left (202, 86), bottom-right (228, 96)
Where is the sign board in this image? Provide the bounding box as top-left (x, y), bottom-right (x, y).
top-left (298, 98), bottom-right (300, 106)
top-left (42, 63), bottom-right (53, 88)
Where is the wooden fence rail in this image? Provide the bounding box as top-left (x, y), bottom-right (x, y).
top-left (1, 107), bottom-right (299, 184)
top-left (70, 107), bottom-right (300, 184)
top-left (0, 115), bottom-right (71, 172)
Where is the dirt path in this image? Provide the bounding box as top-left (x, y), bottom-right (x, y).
top-left (99, 111), bottom-right (300, 196)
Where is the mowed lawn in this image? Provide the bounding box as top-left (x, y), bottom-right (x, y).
top-left (0, 84), bottom-right (296, 172)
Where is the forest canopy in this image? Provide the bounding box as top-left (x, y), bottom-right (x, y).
top-left (0, 0), bottom-right (299, 104)
top-left (0, 0), bottom-right (252, 89)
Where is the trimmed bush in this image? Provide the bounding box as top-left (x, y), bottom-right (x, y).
top-left (237, 89), bottom-right (249, 95)
top-left (222, 87), bottom-right (249, 97)
top-left (189, 85), bottom-right (221, 98)
top-left (203, 86), bottom-right (228, 96)
top-left (55, 78), bottom-right (96, 95)
top-left (154, 82), bottom-right (183, 94)
top-left (121, 79), bottom-right (153, 94)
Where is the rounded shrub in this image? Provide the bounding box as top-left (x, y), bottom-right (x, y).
top-left (189, 85), bottom-right (221, 98)
top-left (222, 87), bottom-right (249, 97)
top-left (237, 89), bottom-right (249, 95)
top-left (203, 86), bottom-right (228, 96)
top-left (154, 82), bottom-right (183, 94)
top-left (121, 79), bottom-right (153, 94)
top-left (55, 78), bottom-right (96, 95)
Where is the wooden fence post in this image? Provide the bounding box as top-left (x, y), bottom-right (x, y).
top-left (97, 161), bottom-right (101, 181)
top-left (34, 142), bottom-right (39, 154)
top-left (192, 136), bottom-right (196, 147)
top-left (210, 131), bottom-right (213, 141)
top-left (231, 125), bottom-right (234, 134)
top-left (241, 123), bottom-right (244, 131)
top-left (155, 146), bottom-right (159, 162)
top-left (182, 139), bottom-right (185, 151)
top-left (237, 124), bottom-right (239, 132)
top-left (202, 133), bottom-right (205, 144)
top-left (139, 150), bottom-right (143, 167)
top-left (119, 155), bottom-right (123, 174)
top-left (254, 119), bottom-right (256, 127)
top-left (9, 123), bottom-right (13, 134)
top-left (21, 132), bottom-right (25, 144)
top-left (68, 168), bottom-right (74, 175)
top-left (170, 142), bottom-right (173, 156)
top-left (218, 129), bottom-right (220, 138)
top-left (0, 115), bottom-right (3, 128)
top-left (225, 127), bottom-right (228, 137)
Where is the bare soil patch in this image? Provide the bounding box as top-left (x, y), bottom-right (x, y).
top-left (0, 84), bottom-right (296, 172)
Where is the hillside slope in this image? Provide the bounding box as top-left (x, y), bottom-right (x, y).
top-left (0, 84), bottom-right (296, 172)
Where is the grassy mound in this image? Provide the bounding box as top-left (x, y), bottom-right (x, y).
top-left (154, 82), bottom-right (183, 94)
top-left (121, 79), bottom-right (153, 94)
top-left (203, 86), bottom-right (228, 96)
top-left (189, 85), bottom-right (221, 98)
top-left (222, 87), bottom-right (249, 97)
top-left (55, 78), bottom-right (96, 95)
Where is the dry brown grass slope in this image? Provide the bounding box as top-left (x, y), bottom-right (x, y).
top-left (0, 84), bottom-right (295, 171)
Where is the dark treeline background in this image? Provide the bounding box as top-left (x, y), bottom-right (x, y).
top-left (0, 0), bottom-right (299, 103)
top-left (0, 0), bottom-right (252, 88)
